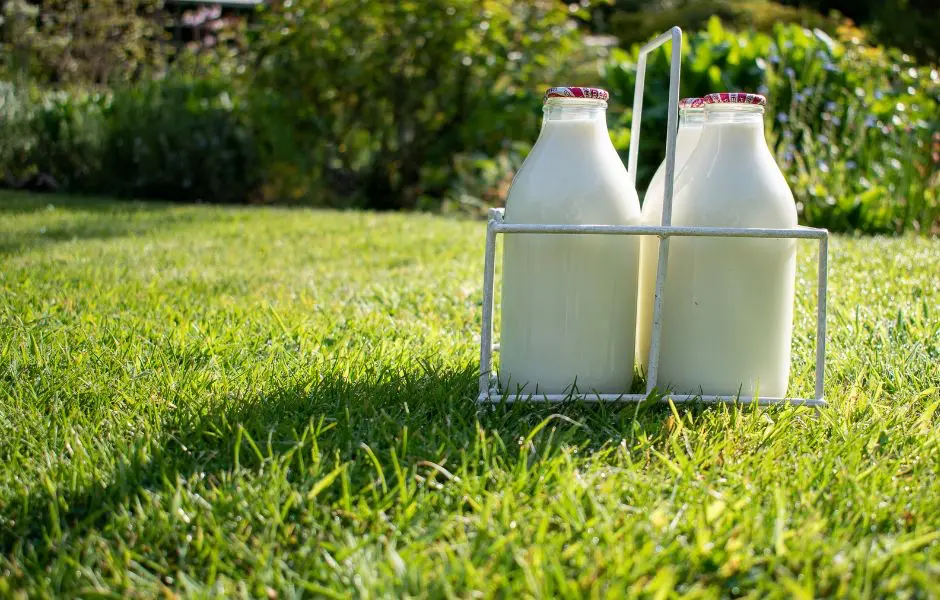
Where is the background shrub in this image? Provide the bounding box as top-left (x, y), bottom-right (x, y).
top-left (580, 0), bottom-right (939, 63)
top-left (0, 80), bottom-right (37, 185)
top-left (779, 0), bottom-right (940, 63)
top-left (0, 1), bottom-right (936, 234)
top-left (0, 82), bottom-right (106, 190)
top-left (1, 0), bottom-right (169, 85)
top-left (101, 78), bottom-right (259, 204)
top-left (600, 0), bottom-right (842, 50)
top-left (249, 0), bottom-right (586, 210)
top-left (27, 89), bottom-right (107, 191)
top-left (0, 78), bottom-right (260, 204)
top-left (603, 18), bottom-right (939, 234)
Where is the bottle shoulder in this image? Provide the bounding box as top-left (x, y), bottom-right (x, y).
top-left (505, 136), bottom-right (640, 224)
top-left (667, 145), bottom-right (797, 227)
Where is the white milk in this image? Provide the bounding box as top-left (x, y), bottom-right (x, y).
top-left (651, 93), bottom-right (797, 397)
top-left (636, 99), bottom-right (706, 371)
top-left (499, 89), bottom-right (641, 395)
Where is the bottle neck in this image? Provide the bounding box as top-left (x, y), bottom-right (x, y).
top-left (542, 98), bottom-right (608, 127)
top-left (705, 104), bottom-right (765, 125)
top-left (698, 105), bottom-right (767, 153)
top-left (679, 109), bottom-right (706, 127)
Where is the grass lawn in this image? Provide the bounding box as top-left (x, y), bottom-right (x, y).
top-left (0, 190), bottom-right (938, 597)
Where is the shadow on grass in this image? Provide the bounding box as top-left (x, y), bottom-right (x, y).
top-left (0, 362), bottom-right (678, 558)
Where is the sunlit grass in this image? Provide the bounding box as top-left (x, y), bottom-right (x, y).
top-left (0, 191), bottom-right (937, 597)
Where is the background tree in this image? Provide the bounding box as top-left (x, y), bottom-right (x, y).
top-left (779, 0), bottom-right (939, 61)
top-left (1, 0), bottom-right (169, 85)
top-left (250, 0), bottom-right (586, 210)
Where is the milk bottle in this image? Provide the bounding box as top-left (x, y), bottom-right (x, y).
top-left (653, 92), bottom-right (798, 398)
top-left (636, 97), bottom-right (706, 371)
top-left (499, 86), bottom-right (641, 395)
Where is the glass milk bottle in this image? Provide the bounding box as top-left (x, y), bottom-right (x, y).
top-left (636, 97), bottom-right (706, 372)
top-left (655, 92), bottom-right (798, 398)
top-left (499, 87), bottom-right (641, 395)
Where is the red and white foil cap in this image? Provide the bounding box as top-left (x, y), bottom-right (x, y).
top-left (703, 92), bottom-right (767, 106)
top-left (544, 87), bottom-right (609, 102)
top-left (679, 97), bottom-right (705, 109)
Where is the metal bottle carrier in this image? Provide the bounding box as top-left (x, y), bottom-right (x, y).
top-left (477, 27), bottom-right (829, 407)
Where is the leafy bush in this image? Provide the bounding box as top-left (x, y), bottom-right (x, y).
top-left (602, 0), bottom-right (842, 49)
top-left (585, 0), bottom-right (938, 64)
top-left (444, 142), bottom-right (531, 216)
top-left (28, 90), bottom-right (108, 191)
top-left (1, 0), bottom-right (169, 85)
top-left (250, 0), bottom-right (585, 210)
top-left (0, 82), bottom-right (106, 190)
top-left (767, 27), bottom-right (938, 233)
top-left (604, 18), bottom-right (939, 234)
top-left (101, 79), bottom-right (260, 203)
top-left (2, 5), bottom-right (936, 234)
top-left (780, 0), bottom-right (940, 63)
top-left (0, 80), bottom-right (36, 184)
top-left (0, 77), bottom-right (260, 203)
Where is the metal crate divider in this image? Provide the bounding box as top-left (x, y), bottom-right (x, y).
top-left (477, 27), bottom-right (829, 408)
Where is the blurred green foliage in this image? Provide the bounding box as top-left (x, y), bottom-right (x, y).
top-left (0, 0), bottom-right (169, 85)
top-left (604, 18), bottom-right (939, 234)
top-left (599, 0), bottom-right (842, 48)
top-left (0, 2), bottom-right (936, 234)
top-left (249, 0), bottom-right (584, 210)
top-left (779, 0), bottom-right (939, 63)
top-left (101, 79), bottom-right (260, 204)
top-left (584, 0), bottom-right (938, 63)
top-left (0, 78), bottom-right (259, 203)
top-left (0, 83), bottom-right (106, 189)
top-left (0, 81), bottom-right (38, 184)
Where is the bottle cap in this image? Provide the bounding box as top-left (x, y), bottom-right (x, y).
top-left (544, 87), bottom-right (609, 102)
top-left (679, 97), bottom-right (705, 109)
top-left (703, 92), bottom-right (767, 106)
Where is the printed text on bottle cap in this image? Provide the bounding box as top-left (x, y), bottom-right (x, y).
top-left (703, 92), bottom-right (767, 106)
top-left (544, 87), bottom-right (610, 101)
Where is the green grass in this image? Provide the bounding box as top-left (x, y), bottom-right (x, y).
top-left (0, 190), bottom-right (938, 598)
